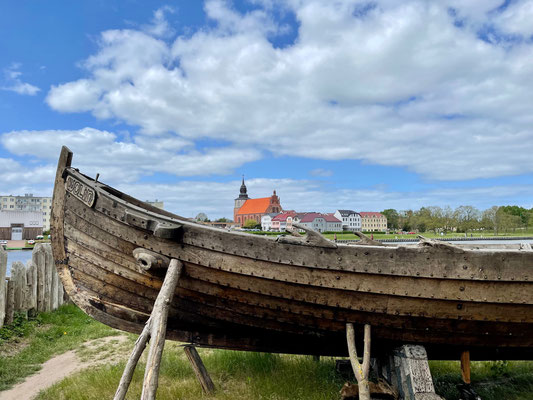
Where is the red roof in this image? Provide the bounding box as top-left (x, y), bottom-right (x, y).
top-left (237, 197), bottom-right (271, 215)
top-left (359, 212), bottom-right (384, 218)
top-left (298, 212), bottom-right (323, 223)
top-left (324, 213), bottom-right (341, 223)
top-left (272, 211), bottom-right (295, 221)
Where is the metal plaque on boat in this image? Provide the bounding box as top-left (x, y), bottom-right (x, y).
top-left (66, 176), bottom-right (96, 207)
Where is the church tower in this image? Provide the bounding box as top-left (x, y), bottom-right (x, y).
top-left (234, 176), bottom-right (249, 221)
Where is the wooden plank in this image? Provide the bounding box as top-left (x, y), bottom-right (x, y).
top-left (34, 244), bottom-right (47, 312)
top-left (51, 258), bottom-right (59, 310)
top-left (183, 345), bottom-right (215, 394)
top-left (63, 215), bottom-right (533, 344)
top-left (11, 262), bottom-right (26, 313)
top-left (44, 244), bottom-right (54, 311)
top-left (461, 350), bottom-right (471, 384)
top-left (84, 180), bottom-right (532, 282)
top-left (58, 272), bottom-right (64, 307)
top-left (5, 278), bottom-right (14, 325)
top-left (114, 260), bottom-right (183, 400)
top-left (26, 260), bottom-right (37, 315)
top-left (65, 194), bottom-right (533, 309)
top-left (0, 247), bottom-right (6, 327)
top-left (64, 206), bottom-right (533, 323)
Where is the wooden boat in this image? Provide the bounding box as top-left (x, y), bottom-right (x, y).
top-left (51, 147), bottom-right (533, 361)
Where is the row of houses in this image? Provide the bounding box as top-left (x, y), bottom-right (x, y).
top-left (233, 180), bottom-right (387, 232)
top-left (261, 210), bottom-right (387, 233)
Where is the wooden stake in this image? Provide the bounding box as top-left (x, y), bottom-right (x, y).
top-left (184, 345), bottom-right (215, 394)
top-left (114, 259), bottom-right (183, 400)
top-left (5, 278), bottom-right (15, 325)
top-left (346, 323), bottom-right (371, 400)
top-left (461, 350), bottom-right (471, 384)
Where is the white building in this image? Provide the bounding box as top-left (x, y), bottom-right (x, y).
top-left (261, 213), bottom-right (279, 231)
top-left (0, 194), bottom-right (52, 232)
top-left (297, 212), bottom-right (342, 232)
top-left (334, 210), bottom-right (362, 231)
top-left (0, 211), bottom-right (43, 240)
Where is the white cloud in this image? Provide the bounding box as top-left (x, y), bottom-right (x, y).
top-left (492, 0), bottom-right (533, 37)
top-left (2, 64), bottom-right (40, 95)
top-left (1, 128), bottom-right (261, 182)
top-left (43, 1), bottom-right (533, 181)
top-left (118, 178), bottom-right (533, 220)
top-left (309, 168), bottom-right (333, 177)
top-left (143, 6), bottom-right (176, 38)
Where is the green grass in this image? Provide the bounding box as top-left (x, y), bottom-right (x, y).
top-left (0, 303), bottom-right (117, 391)
top-left (36, 347), bottom-right (533, 400)
top-left (430, 360), bottom-right (533, 400)
top-left (322, 230), bottom-right (533, 241)
top-left (37, 348), bottom-right (343, 400)
top-left (3, 306), bottom-right (533, 400)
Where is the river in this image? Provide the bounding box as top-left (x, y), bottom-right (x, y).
top-left (5, 250), bottom-right (33, 276)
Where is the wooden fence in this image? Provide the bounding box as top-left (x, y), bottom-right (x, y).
top-left (0, 243), bottom-right (66, 328)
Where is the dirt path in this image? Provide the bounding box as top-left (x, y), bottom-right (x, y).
top-left (0, 334), bottom-right (130, 400)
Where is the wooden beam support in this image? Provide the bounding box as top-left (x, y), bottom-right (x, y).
top-left (346, 323), bottom-right (371, 400)
top-left (183, 345), bottom-right (215, 394)
top-left (461, 350), bottom-right (471, 384)
top-left (114, 258), bottom-right (183, 400)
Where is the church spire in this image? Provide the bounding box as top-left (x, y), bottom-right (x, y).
top-left (239, 175), bottom-right (248, 198)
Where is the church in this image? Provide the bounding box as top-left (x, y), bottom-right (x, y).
top-left (233, 178), bottom-right (282, 227)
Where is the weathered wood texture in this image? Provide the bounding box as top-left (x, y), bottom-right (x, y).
top-left (393, 345), bottom-right (443, 400)
top-left (461, 350), bottom-right (471, 384)
top-left (0, 244), bottom-right (65, 327)
top-left (0, 247), bottom-right (6, 327)
top-left (347, 323), bottom-right (371, 400)
top-left (184, 345), bottom-right (215, 394)
top-left (114, 259), bottom-right (183, 400)
top-left (48, 155), bottom-right (533, 360)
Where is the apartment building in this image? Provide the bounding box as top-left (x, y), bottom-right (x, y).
top-left (360, 212), bottom-right (388, 232)
top-left (0, 194), bottom-right (52, 232)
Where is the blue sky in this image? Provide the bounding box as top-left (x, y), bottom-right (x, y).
top-left (1, 0), bottom-right (533, 219)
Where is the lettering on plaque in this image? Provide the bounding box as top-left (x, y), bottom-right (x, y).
top-left (65, 176), bottom-right (96, 207)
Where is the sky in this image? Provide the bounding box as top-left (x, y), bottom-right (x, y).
top-left (1, 0), bottom-right (533, 220)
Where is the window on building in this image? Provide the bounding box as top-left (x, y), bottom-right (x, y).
top-left (10, 205), bottom-right (13, 208)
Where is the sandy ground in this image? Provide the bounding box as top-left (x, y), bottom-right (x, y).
top-left (0, 334), bottom-right (129, 400)
top-left (4, 240), bottom-right (27, 248)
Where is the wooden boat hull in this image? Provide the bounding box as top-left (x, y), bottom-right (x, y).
top-left (51, 148), bottom-right (533, 360)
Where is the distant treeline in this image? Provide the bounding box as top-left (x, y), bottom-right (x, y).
top-left (381, 206), bottom-right (532, 234)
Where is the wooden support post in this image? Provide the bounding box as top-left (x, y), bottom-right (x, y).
top-left (11, 262), bottom-right (27, 317)
top-left (184, 345), bottom-right (215, 394)
top-left (346, 323), bottom-right (371, 400)
top-left (461, 350), bottom-right (471, 384)
top-left (5, 278), bottom-right (15, 325)
top-left (0, 246), bottom-right (6, 327)
top-left (34, 244), bottom-right (46, 312)
top-left (114, 258), bottom-right (183, 400)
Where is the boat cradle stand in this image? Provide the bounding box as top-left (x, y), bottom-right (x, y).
top-left (344, 324), bottom-right (443, 400)
top-left (114, 250), bottom-right (215, 400)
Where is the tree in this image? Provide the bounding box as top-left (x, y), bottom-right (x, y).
top-left (481, 206), bottom-right (498, 233)
top-left (195, 213), bottom-right (209, 222)
top-left (243, 219), bottom-right (260, 229)
top-left (381, 209), bottom-right (399, 230)
top-left (455, 205), bottom-right (480, 234)
top-left (215, 217), bottom-right (229, 222)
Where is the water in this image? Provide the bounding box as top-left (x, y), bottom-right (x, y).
top-left (387, 239), bottom-right (533, 245)
top-left (5, 250), bottom-right (33, 276)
